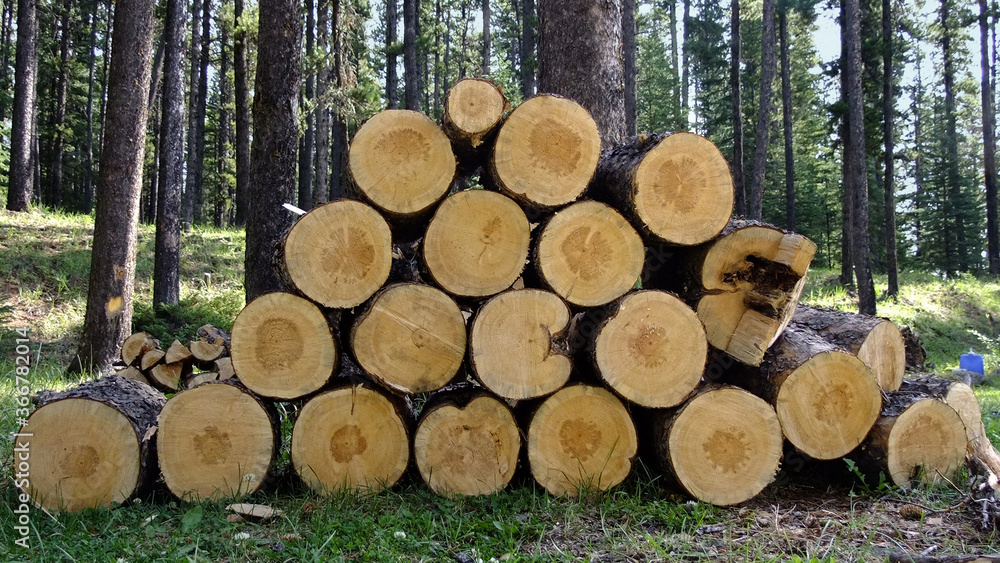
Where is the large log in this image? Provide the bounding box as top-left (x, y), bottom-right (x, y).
top-left (527, 384), bottom-right (638, 496)
top-left (535, 200), bottom-right (645, 307)
top-left (791, 305), bottom-right (906, 391)
top-left (279, 200), bottom-right (393, 309)
top-left (157, 380), bottom-right (277, 501)
top-left (230, 292), bottom-right (338, 399)
top-left (487, 94), bottom-right (601, 211)
top-left (592, 132), bottom-right (734, 246)
top-left (441, 78), bottom-right (509, 173)
top-left (422, 189), bottom-right (530, 298)
top-left (649, 386), bottom-right (783, 506)
top-left (468, 289), bottom-right (573, 400)
top-left (21, 377), bottom-right (165, 511)
top-left (291, 384), bottom-right (412, 495)
top-left (413, 384), bottom-right (521, 497)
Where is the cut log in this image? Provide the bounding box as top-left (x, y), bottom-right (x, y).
top-left (184, 371), bottom-right (219, 388)
top-left (423, 189), bottom-right (530, 298)
top-left (116, 366), bottom-right (151, 386)
top-left (650, 386), bottom-right (783, 506)
top-left (413, 385), bottom-right (521, 497)
top-left (121, 332), bottom-right (158, 366)
top-left (164, 340), bottom-right (194, 365)
top-left (592, 132), bottom-right (734, 246)
top-left (442, 78), bottom-right (509, 173)
top-left (139, 348), bottom-right (166, 372)
top-left (149, 361), bottom-right (189, 392)
top-left (527, 384), bottom-right (638, 496)
top-left (862, 380), bottom-right (969, 487)
top-left (535, 201), bottom-right (645, 307)
top-left (351, 283), bottom-right (466, 394)
top-left (19, 377), bottom-right (165, 511)
top-left (587, 290), bottom-right (706, 408)
top-left (196, 324), bottom-right (231, 348)
top-left (944, 380), bottom-right (987, 447)
top-left (231, 292), bottom-right (339, 400)
top-left (215, 356), bottom-right (235, 380)
top-left (668, 220), bottom-right (816, 366)
top-left (469, 289), bottom-right (572, 400)
top-left (348, 109), bottom-right (456, 222)
top-left (281, 200), bottom-right (393, 308)
top-left (190, 340), bottom-right (225, 363)
top-left (488, 94), bottom-right (601, 210)
top-left (291, 384), bottom-right (411, 495)
top-left (791, 305), bottom-right (906, 392)
top-left (157, 381), bottom-right (277, 501)
top-left (750, 324), bottom-right (882, 460)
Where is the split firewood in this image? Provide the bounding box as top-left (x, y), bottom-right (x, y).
top-left (116, 366), bottom-right (151, 386)
top-left (149, 361), bottom-right (190, 392)
top-left (215, 357), bottom-right (236, 380)
top-left (183, 372), bottom-right (219, 389)
top-left (121, 332), bottom-right (158, 366)
top-left (164, 340), bottom-right (194, 365)
top-left (139, 348), bottom-right (166, 372)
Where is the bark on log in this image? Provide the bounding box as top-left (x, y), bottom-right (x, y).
top-left (441, 78), bottom-right (509, 174)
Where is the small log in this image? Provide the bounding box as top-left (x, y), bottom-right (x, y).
top-left (649, 386), bottom-right (783, 506)
top-left (441, 78), bottom-right (509, 173)
top-left (469, 289), bottom-right (572, 400)
top-left (487, 94), bottom-right (601, 211)
top-left (291, 384), bottom-right (412, 495)
top-left (591, 132), bottom-right (734, 246)
top-left (139, 348), bottom-right (166, 372)
top-left (279, 200), bottom-right (393, 309)
top-left (184, 371), bottom-right (219, 389)
top-left (231, 292), bottom-right (339, 400)
top-left (351, 283), bottom-right (466, 395)
top-left (121, 332), bottom-right (158, 366)
top-left (149, 361), bottom-right (190, 392)
top-left (164, 340), bottom-right (194, 365)
top-left (413, 385), bottom-right (521, 497)
top-left (535, 200), bottom-right (645, 308)
top-left (18, 377), bottom-right (165, 511)
top-left (527, 384), bottom-right (638, 496)
top-left (215, 357), bottom-right (235, 380)
top-left (423, 189), bottom-right (530, 298)
top-left (791, 305), bottom-right (906, 391)
top-left (157, 380), bottom-right (278, 501)
top-left (348, 109), bottom-right (456, 224)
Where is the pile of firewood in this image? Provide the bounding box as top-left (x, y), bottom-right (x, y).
top-left (20, 79), bottom-right (990, 511)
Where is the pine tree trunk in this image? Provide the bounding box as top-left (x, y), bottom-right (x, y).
top-left (520, 0), bottom-right (535, 99)
top-left (730, 0), bottom-right (745, 216)
top-left (70, 0), bottom-right (158, 375)
top-left (681, 0), bottom-right (689, 127)
top-left (51, 0), bottom-right (71, 208)
top-left (314, 0), bottom-right (332, 204)
top-left (942, 0), bottom-right (966, 274)
top-left (233, 0), bottom-right (251, 226)
top-left (839, 0), bottom-right (854, 286)
top-left (748, 0), bottom-right (777, 220)
top-left (193, 0), bottom-right (211, 224)
top-left (623, 0), bottom-right (636, 137)
top-left (0, 0), bottom-right (11, 129)
top-left (84, 0), bottom-right (99, 214)
top-left (6, 0), bottom-right (38, 212)
top-left (982, 0), bottom-right (1000, 275)
top-left (537, 0), bottom-right (626, 146)
top-left (403, 0), bottom-right (419, 110)
top-left (386, 0), bottom-right (399, 108)
top-left (246, 0), bottom-right (302, 300)
top-left (482, 0), bottom-right (491, 76)
top-left (885, 0), bottom-right (900, 293)
top-left (216, 13), bottom-right (232, 226)
top-left (299, 0), bottom-right (316, 211)
top-left (668, 0), bottom-right (678, 127)
top-left (183, 0), bottom-right (203, 228)
top-left (779, 8), bottom-right (795, 232)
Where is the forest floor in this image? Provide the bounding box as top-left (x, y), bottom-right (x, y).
top-left (0, 209), bottom-right (999, 561)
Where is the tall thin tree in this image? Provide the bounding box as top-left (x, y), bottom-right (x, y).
top-left (386, 0), bottom-right (399, 108)
top-left (731, 0), bottom-right (745, 216)
top-left (521, 0), bottom-right (535, 98)
top-left (6, 0), bottom-right (38, 211)
top-left (941, 0), bottom-right (967, 273)
top-left (233, 0), bottom-right (250, 226)
top-left (299, 0), bottom-right (316, 211)
top-left (314, 0), bottom-right (332, 204)
top-left (193, 0), bottom-right (212, 224)
top-left (84, 0), bottom-right (100, 213)
top-left (748, 0), bottom-right (777, 220)
top-left (403, 0), bottom-right (419, 109)
top-left (50, 0), bottom-right (72, 207)
top-left (884, 0), bottom-right (900, 294)
top-left (779, 3), bottom-right (795, 231)
top-left (624, 0), bottom-right (637, 136)
top-left (482, 0), bottom-right (491, 76)
top-left (681, 0), bottom-right (690, 127)
top-left (183, 0), bottom-right (204, 227)
top-left (982, 0), bottom-right (1000, 275)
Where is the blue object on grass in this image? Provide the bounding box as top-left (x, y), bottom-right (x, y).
top-left (960, 349), bottom-right (984, 375)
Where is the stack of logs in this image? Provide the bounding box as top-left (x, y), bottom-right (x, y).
top-left (20, 79), bottom-right (988, 511)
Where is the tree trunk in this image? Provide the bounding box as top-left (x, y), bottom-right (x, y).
top-left (681, 0), bottom-right (690, 128)
top-left (70, 0), bottom-right (158, 375)
top-left (183, 0), bottom-right (203, 228)
top-left (482, 0), bottom-right (491, 76)
top-left (147, 104), bottom-right (160, 224)
top-left (314, 0), bottom-right (332, 204)
top-left (668, 0), bottom-right (679, 127)
top-left (982, 0), bottom-right (1000, 275)
top-left (537, 0), bottom-right (626, 147)
top-left (0, 0), bottom-right (12, 130)
top-left (779, 8), bottom-right (795, 232)
top-left (912, 37), bottom-right (923, 257)
top-left (845, 0), bottom-right (876, 314)
top-left (747, 0), bottom-right (777, 220)
top-left (942, 0), bottom-right (966, 274)
top-left (433, 0), bottom-right (441, 115)
top-left (233, 0), bottom-right (251, 226)
top-left (299, 0), bottom-right (316, 211)
top-left (730, 0), bottom-right (745, 216)
top-left (623, 0), bottom-right (636, 137)
top-left (386, 0), bottom-right (399, 108)
top-left (6, 0), bottom-right (38, 212)
top-left (192, 0), bottom-right (211, 224)
top-left (245, 0), bottom-right (302, 300)
top-left (84, 0), bottom-right (100, 214)
top-left (520, 0), bottom-right (535, 99)
top-left (154, 0), bottom-right (187, 308)
top-left (839, 0), bottom-right (854, 286)
top-left (51, 0), bottom-right (72, 208)
top-left (885, 0), bottom-right (900, 292)
top-left (216, 12), bottom-right (232, 227)
top-left (403, 0), bottom-right (419, 110)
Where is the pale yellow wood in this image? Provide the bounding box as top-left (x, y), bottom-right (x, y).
top-left (857, 320), bottom-right (906, 392)
top-left (423, 190), bottom-right (530, 297)
top-left (470, 289), bottom-right (572, 400)
top-left (291, 386), bottom-right (409, 495)
top-left (116, 366), bottom-right (150, 386)
top-left (885, 399), bottom-right (968, 487)
top-left (632, 132), bottom-right (733, 246)
top-left (594, 290), bottom-right (706, 408)
top-left (414, 395), bottom-right (520, 497)
top-left (527, 385), bottom-right (638, 496)
top-left (284, 200), bottom-right (393, 308)
top-left (215, 356), bottom-right (235, 380)
top-left (122, 332), bottom-right (157, 366)
top-left (23, 399), bottom-right (141, 511)
top-left (185, 372), bottom-right (219, 388)
top-left (149, 362), bottom-right (184, 391)
top-left (536, 201), bottom-right (645, 307)
top-left (445, 79), bottom-right (507, 143)
top-left (158, 383), bottom-right (274, 501)
top-left (349, 109), bottom-right (456, 216)
top-left (190, 340), bottom-right (225, 362)
top-left (492, 95), bottom-right (601, 208)
top-left (352, 284), bottom-right (466, 394)
top-left (231, 292), bottom-right (338, 400)
top-left (139, 348), bottom-right (165, 372)
top-left (165, 340), bottom-right (193, 365)
top-left (943, 382), bottom-right (987, 447)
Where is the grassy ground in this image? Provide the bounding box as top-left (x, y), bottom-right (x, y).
top-left (1, 209), bottom-right (999, 561)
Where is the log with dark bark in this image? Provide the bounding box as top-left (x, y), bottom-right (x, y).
top-left (350, 283), bottom-right (466, 394)
top-left (791, 305), bottom-right (905, 391)
top-left (649, 386), bottom-right (783, 505)
top-left (901, 326), bottom-right (927, 372)
top-left (280, 200), bottom-right (393, 308)
top-left (422, 189), bottom-right (530, 298)
top-left (157, 380), bottom-right (277, 500)
top-left (487, 94), bottom-right (601, 211)
top-left (441, 78), bottom-right (509, 173)
top-left (348, 109), bottom-right (457, 224)
top-left (230, 292), bottom-right (338, 399)
top-left (413, 384), bottom-right (521, 497)
top-left (527, 384), bottom-right (638, 496)
top-left (291, 383), bottom-right (412, 494)
top-left (584, 290), bottom-right (706, 408)
top-left (592, 132), bottom-right (734, 246)
top-left (535, 200), bottom-right (645, 307)
top-left (19, 377), bottom-right (165, 511)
